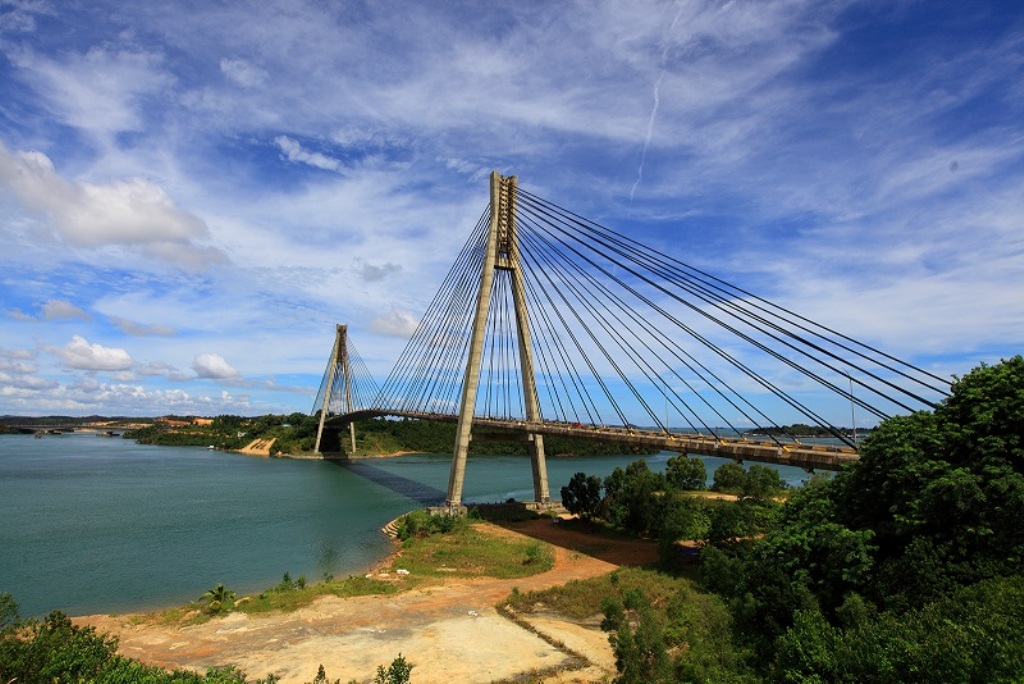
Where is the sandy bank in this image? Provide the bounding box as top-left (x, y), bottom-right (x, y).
top-left (236, 437), bottom-right (276, 456)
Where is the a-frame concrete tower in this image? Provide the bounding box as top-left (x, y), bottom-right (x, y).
top-left (444, 172), bottom-right (551, 512)
top-left (314, 323), bottom-right (357, 455)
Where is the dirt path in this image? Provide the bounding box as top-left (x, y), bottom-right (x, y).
top-left (77, 519), bottom-right (657, 683)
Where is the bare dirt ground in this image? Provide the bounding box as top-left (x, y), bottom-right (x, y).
top-left (236, 438), bottom-right (275, 456)
top-left (77, 519), bottom-right (658, 684)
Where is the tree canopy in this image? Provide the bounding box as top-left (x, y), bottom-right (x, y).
top-left (703, 356), bottom-right (1024, 676)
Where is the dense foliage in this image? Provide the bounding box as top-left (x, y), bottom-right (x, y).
top-left (746, 423), bottom-right (867, 438)
top-left (701, 356), bottom-right (1024, 680)
top-left (127, 413), bottom-right (321, 453)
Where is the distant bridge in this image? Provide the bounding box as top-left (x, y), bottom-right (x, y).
top-left (314, 172), bottom-right (949, 512)
top-left (1, 423), bottom-right (118, 435)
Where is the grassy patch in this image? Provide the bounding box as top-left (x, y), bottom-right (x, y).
top-left (468, 503), bottom-right (557, 523)
top-left (141, 605), bottom-right (213, 628)
top-left (134, 575), bottom-right (399, 627)
top-left (235, 575), bottom-right (399, 615)
top-left (391, 521), bottom-right (555, 579)
top-left (504, 566), bottom-right (697, 620)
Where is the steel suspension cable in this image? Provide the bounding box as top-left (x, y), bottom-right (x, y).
top-left (519, 189), bottom-right (950, 399)
top-left (518, 222), bottom-right (760, 438)
top-left (518, 197), bottom-right (855, 443)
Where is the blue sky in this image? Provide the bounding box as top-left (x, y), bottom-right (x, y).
top-left (1, 0), bottom-right (1022, 420)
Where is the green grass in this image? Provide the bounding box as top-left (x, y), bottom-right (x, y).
top-left (468, 503), bottom-right (558, 523)
top-left (391, 521), bottom-right (555, 579)
top-left (504, 566), bottom-right (698, 620)
top-left (141, 575), bottom-right (400, 626)
top-left (235, 575), bottom-right (399, 615)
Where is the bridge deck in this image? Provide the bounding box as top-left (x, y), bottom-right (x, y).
top-left (325, 409), bottom-right (858, 472)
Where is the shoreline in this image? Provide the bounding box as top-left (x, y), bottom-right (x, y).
top-left (74, 518), bottom-right (655, 683)
top-left (58, 537), bottom-right (405, 622)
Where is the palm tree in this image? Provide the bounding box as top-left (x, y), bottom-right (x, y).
top-left (199, 583), bottom-right (235, 614)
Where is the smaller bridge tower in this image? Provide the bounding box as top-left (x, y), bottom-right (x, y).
top-left (315, 324), bottom-right (357, 454)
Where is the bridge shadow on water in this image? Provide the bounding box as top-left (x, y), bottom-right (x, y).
top-left (326, 459), bottom-right (447, 507)
top-left (326, 459), bottom-right (662, 569)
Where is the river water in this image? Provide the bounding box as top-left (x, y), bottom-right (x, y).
top-left (0, 433), bottom-right (813, 617)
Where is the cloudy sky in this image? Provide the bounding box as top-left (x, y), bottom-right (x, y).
top-left (1, 0), bottom-right (1022, 419)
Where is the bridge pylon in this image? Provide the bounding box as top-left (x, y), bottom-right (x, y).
top-left (315, 323), bottom-right (357, 455)
top-left (445, 172), bottom-right (551, 511)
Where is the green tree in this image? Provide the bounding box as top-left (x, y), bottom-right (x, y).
top-left (374, 654), bottom-right (412, 684)
top-left (711, 461), bottom-right (746, 493)
top-left (560, 471), bottom-right (603, 520)
top-left (602, 460), bottom-right (669, 537)
top-left (199, 583), bottom-right (236, 614)
top-left (701, 357), bottom-right (1024, 673)
top-left (0, 592), bottom-right (18, 630)
top-left (774, 576), bottom-right (1024, 682)
top-left (741, 463), bottom-right (787, 500)
top-left (658, 496), bottom-right (711, 568)
top-left (665, 454), bottom-right (707, 490)
top-left (602, 593), bottom-right (674, 684)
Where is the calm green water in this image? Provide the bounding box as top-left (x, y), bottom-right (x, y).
top-left (0, 433), bottom-right (813, 617)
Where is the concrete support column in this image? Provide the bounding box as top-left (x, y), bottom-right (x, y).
top-left (314, 324), bottom-right (344, 454)
top-left (447, 173), bottom-right (502, 508)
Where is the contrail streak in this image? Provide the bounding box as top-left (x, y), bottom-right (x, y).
top-left (630, 5), bottom-right (687, 214)
top-left (629, 69), bottom-right (666, 209)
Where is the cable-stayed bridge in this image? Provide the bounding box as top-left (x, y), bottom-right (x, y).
top-left (314, 173), bottom-right (950, 513)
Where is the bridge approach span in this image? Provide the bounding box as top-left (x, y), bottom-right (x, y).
top-left (323, 410), bottom-right (858, 472)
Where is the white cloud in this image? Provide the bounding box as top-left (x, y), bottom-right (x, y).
top-left (220, 57), bottom-right (268, 87)
top-left (0, 351), bottom-right (37, 374)
top-left (359, 261), bottom-right (401, 282)
top-left (10, 45), bottom-right (174, 137)
top-left (0, 347), bottom-right (35, 362)
top-left (192, 352), bottom-right (240, 379)
top-left (108, 316), bottom-right (176, 337)
top-left (440, 157), bottom-right (490, 179)
top-left (0, 0), bottom-right (48, 34)
top-left (42, 299), bottom-right (89, 320)
top-left (370, 307), bottom-right (420, 338)
top-left (0, 142), bottom-right (227, 269)
top-left (0, 371), bottom-right (58, 390)
top-left (50, 335), bottom-right (133, 371)
top-left (274, 136), bottom-right (343, 173)
top-left (136, 360), bottom-right (190, 381)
